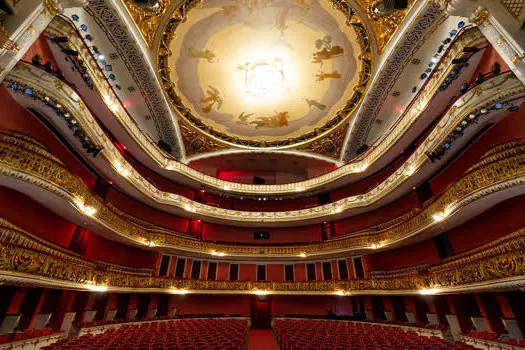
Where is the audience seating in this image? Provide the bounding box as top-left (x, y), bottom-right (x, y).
top-left (44, 318), bottom-right (249, 350)
top-left (273, 319), bottom-right (477, 350)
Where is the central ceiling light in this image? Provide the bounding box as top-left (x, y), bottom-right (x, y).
top-left (243, 59), bottom-right (286, 99)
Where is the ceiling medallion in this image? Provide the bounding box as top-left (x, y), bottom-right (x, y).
top-left (158, 0), bottom-right (372, 148)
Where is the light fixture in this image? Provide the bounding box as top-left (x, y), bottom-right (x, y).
top-left (331, 207), bottom-right (343, 214)
top-left (107, 101), bottom-right (119, 114)
top-left (370, 243), bottom-right (377, 250)
top-left (223, 184), bottom-right (231, 190)
top-left (360, 163), bottom-right (369, 172)
top-left (335, 290), bottom-right (346, 296)
top-left (170, 289), bottom-right (189, 295)
top-left (115, 163), bottom-right (130, 177)
top-left (211, 251), bottom-right (225, 257)
top-left (74, 196), bottom-right (97, 216)
top-left (432, 206), bottom-right (453, 222)
top-left (87, 285), bottom-right (108, 292)
top-left (295, 186), bottom-right (304, 192)
top-left (82, 205), bottom-right (97, 216)
top-left (432, 213), bottom-right (445, 222)
top-left (253, 290), bottom-right (269, 296)
top-left (299, 252), bottom-right (307, 258)
top-left (419, 288), bottom-right (440, 295)
top-left (184, 204), bottom-right (195, 212)
top-left (244, 59), bottom-right (286, 98)
top-left (404, 166), bottom-right (416, 176)
top-left (148, 241), bottom-right (156, 247)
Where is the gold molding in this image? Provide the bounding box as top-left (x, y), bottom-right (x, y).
top-left (354, 0), bottom-right (416, 54)
top-left (296, 122), bottom-right (349, 160)
top-left (1, 218), bottom-right (525, 294)
top-left (6, 63), bottom-right (523, 224)
top-left (119, 0), bottom-right (179, 48)
top-left (44, 19), bottom-right (485, 197)
top-left (1, 132), bottom-right (525, 258)
top-left (179, 121), bottom-right (229, 157)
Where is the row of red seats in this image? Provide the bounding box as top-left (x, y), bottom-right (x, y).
top-left (0, 328), bottom-right (55, 344)
top-left (44, 318), bottom-right (249, 350)
top-left (75, 314), bottom-right (242, 329)
top-left (273, 319), bottom-right (476, 350)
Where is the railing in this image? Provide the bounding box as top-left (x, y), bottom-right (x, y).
top-left (0, 333), bottom-right (63, 350)
top-left (461, 334), bottom-right (525, 350)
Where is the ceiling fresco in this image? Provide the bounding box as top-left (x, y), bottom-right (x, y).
top-left (158, 0), bottom-right (372, 148)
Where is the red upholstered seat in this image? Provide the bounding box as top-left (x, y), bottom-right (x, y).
top-left (42, 318), bottom-right (249, 350)
top-left (273, 319), bottom-right (478, 350)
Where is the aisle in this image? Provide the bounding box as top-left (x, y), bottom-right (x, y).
top-left (248, 329), bottom-right (279, 350)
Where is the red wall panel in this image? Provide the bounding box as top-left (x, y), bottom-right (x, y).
top-left (364, 239), bottom-right (440, 272)
top-left (294, 264), bottom-right (306, 282)
top-left (217, 263), bottom-right (230, 281)
top-left (239, 264), bottom-right (256, 281)
top-left (0, 187), bottom-right (77, 248)
top-left (267, 264), bottom-right (284, 282)
top-left (83, 230), bottom-right (158, 269)
top-left (0, 87), bottom-right (97, 189)
top-left (445, 195), bottom-right (525, 254)
top-left (201, 224), bottom-right (322, 244)
top-left (184, 259), bottom-right (193, 279)
top-left (22, 35), bottom-right (58, 67)
top-left (331, 260), bottom-right (339, 280)
top-left (315, 262), bottom-right (323, 280)
top-left (170, 295), bottom-right (252, 316)
top-left (200, 261), bottom-right (208, 280)
top-left (105, 189), bottom-right (189, 233)
top-left (334, 193), bottom-right (420, 236)
top-left (430, 104), bottom-right (525, 194)
top-left (271, 296), bottom-right (352, 316)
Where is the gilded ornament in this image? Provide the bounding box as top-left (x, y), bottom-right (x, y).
top-left (472, 8), bottom-right (489, 26)
top-left (353, 0), bottom-right (415, 54)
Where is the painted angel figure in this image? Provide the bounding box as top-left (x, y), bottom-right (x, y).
top-left (200, 86), bottom-right (223, 113)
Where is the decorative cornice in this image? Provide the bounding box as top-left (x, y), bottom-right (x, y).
top-left (179, 121), bottom-right (229, 157)
top-left (353, 0), bottom-right (416, 54)
top-left (1, 133), bottom-right (525, 259)
top-left (2, 218), bottom-right (525, 294)
top-left (6, 65), bottom-right (523, 226)
top-left (296, 122), bottom-right (349, 160)
top-left (44, 18), bottom-right (486, 197)
top-left (343, 1), bottom-right (447, 160)
top-left (83, 1), bottom-right (182, 156)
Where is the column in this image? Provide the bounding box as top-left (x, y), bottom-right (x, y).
top-left (0, 287), bottom-right (27, 333)
top-left (497, 294), bottom-right (524, 340)
top-left (49, 290), bottom-right (76, 334)
top-left (0, 0), bottom-right (88, 82)
top-left (445, 0), bottom-right (525, 85)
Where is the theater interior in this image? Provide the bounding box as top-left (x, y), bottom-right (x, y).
top-left (0, 0), bottom-right (525, 349)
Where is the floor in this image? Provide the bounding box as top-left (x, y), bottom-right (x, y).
top-left (248, 329), bottom-right (279, 350)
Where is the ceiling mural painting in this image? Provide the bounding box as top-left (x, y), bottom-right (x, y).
top-left (158, 0), bottom-right (373, 148)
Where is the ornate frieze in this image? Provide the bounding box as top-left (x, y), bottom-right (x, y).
top-left (6, 63), bottom-right (524, 225)
top-left (21, 26), bottom-right (491, 198)
top-left (353, 0), bottom-right (416, 54)
top-left (1, 132), bottom-right (525, 258)
top-left (1, 217), bottom-right (525, 293)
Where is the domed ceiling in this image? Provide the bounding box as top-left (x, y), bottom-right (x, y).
top-left (159, 0), bottom-right (372, 148)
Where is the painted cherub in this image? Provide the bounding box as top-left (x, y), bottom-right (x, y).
top-left (200, 86), bottom-right (223, 113)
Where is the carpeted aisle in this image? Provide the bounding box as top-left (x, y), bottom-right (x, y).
top-left (248, 329), bottom-right (279, 350)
